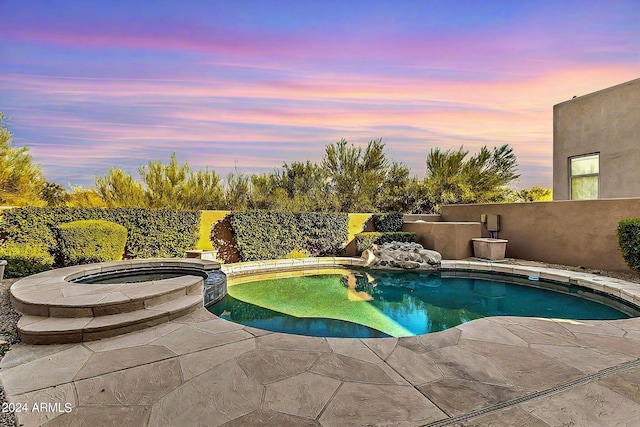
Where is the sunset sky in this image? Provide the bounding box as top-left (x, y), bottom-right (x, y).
top-left (1, 0), bottom-right (639, 190)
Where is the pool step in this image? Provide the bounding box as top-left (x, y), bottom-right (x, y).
top-left (8, 258), bottom-right (226, 345)
top-left (17, 294), bottom-right (203, 344)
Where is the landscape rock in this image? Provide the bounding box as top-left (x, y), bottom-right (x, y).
top-left (361, 242), bottom-right (441, 271)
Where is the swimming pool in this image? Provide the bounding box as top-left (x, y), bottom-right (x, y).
top-left (208, 268), bottom-right (638, 338)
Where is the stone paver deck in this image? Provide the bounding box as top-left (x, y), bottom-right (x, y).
top-left (1, 260), bottom-right (640, 426)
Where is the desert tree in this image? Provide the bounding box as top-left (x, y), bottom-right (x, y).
top-left (181, 168), bottom-right (224, 209)
top-left (274, 161), bottom-right (330, 211)
top-left (376, 161), bottom-right (414, 212)
top-left (0, 113), bottom-right (47, 206)
top-left (322, 138), bottom-right (389, 212)
top-left (512, 186), bottom-right (552, 202)
top-left (424, 144), bottom-right (520, 212)
top-left (96, 168), bottom-right (146, 207)
top-left (138, 153), bottom-right (190, 208)
top-left (223, 168), bottom-right (251, 210)
top-left (40, 181), bottom-right (70, 207)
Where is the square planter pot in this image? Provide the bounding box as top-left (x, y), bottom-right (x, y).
top-left (472, 238), bottom-right (508, 261)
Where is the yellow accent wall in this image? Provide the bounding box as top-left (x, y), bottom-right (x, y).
top-left (196, 210), bottom-right (231, 250)
top-left (347, 213), bottom-right (373, 243)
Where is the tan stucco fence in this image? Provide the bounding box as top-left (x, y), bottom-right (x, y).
top-left (202, 202), bottom-right (640, 272)
top-left (440, 198), bottom-right (640, 272)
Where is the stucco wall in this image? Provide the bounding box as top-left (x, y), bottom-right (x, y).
top-left (402, 222), bottom-right (481, 259)
top-left (402, 214), bottom-right (442, 222)
top-left (441, 198), bottom-right (640, 271)
top-left (553, 77), bottom-right (640, 200)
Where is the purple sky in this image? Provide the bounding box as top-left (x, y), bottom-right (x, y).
top-left (1, 0), bottom-right (639, 190)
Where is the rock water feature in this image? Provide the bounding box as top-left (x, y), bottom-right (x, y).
top-left (361, 241), bottom-right (442, 270)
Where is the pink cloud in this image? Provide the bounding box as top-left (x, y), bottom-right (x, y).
top-left (4, 63), bottom-right (639, 189)
top-left (3, 20), bottom-right (618, 77)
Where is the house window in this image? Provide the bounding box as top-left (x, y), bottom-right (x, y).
top-left (570, 154), bottom-right (599, 200)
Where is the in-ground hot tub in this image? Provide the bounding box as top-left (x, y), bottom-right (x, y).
top-left (70, 266), bottom-right (210, 284)
top-left (9, 258), bottom-right (226, 344)
top-left (69, 264), bottom-right (227, 307)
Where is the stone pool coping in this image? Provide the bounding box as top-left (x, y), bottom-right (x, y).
top-left (223, 257), bottom-right (640, 310)
top-left (2, 258), bottom-right (640, 426)
top-left (443, 259), bottom-right (640, 309)
top-left (11, 256), bottom-right (640, 346)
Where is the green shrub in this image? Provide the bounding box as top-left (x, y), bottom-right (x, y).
top-left (229, 211), bottom-right (348, 261)
top-left (0, 207), bottom-right (56, 247)
top-left (56, 220), bottom-right (127, 266)
top-left (0, 207), bottom-right (199, 260)
top-left (618, 218), bottom-right (640, 272)
top-left (372, 212), bottom-right (404, 232)
top-left (355, 231), bottom-right (416, 253)
top-left (0, 243), bottom-right (54, 278)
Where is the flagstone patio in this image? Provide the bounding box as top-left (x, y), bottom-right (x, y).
top-left (1, 262), bottom-right (639, 426)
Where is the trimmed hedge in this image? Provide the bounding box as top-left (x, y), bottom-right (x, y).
top-left (229, 211), bottom-right (348, 261)
top-left (56, 220), bottom-right (127, 266)
top-left (0, 207), bottom-right (199, 260)
top-left (618, 218), bottom-right (640, 272)
top-left (355, 232), bottom-right (416, 253)
top-left (372, 212), bottom-right (404, 232)
top-left (0, 243), bottom-right (55, 278)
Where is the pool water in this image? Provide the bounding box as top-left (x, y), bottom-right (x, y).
top-left (208, 269), bottom-right (635, 338)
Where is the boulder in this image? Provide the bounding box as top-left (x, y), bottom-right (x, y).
top-left (360, 241), bottom-right (441, 270)
top-left (397, 260), bottom-right (421, 269)
top-left (418, 249), bottom-right (442, 264)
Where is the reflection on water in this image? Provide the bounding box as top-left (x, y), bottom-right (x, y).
top-left (360, 272), bottom-right (482, 334)
top-left (211, 296), bottom-right (389, 338)
top-left (209, 269), bottom-right (632, 338)
top-left (343, 272), bottom-right (375, 301)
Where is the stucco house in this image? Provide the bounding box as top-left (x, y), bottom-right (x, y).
top-left (553, 77), bottom-right (640, 200)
